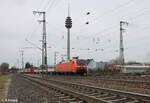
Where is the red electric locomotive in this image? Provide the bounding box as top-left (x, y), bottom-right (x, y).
top-left (56, 59), bottom-right (87, 75)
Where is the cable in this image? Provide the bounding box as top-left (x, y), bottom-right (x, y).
top-left (43, 0), bottom-right (53, 11)
top-left (95, 0), bottom-right (135, 21)
top-left (46, 0), bottom-right (59, 13)
top-left (75, 0), bottom-right (135, 32)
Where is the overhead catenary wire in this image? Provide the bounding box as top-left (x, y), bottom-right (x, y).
top-left (92, 0), bottom-right (136, 24)
top-left (73, 0), bottom-right (150, 42)
top-left (74, 2), bottom-right (150, 56)
top-left (25, 0), bottom-right (150, 63)
top-left (73, 0), bottom-right (135, 27)
top-left (73, 0), bottom-right (136, 32)
top-left (43, 0), bottom-right (53, 11)
top-left (25, 0), bottom-right (61, 48)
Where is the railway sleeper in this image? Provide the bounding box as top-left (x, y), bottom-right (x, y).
top-left (63, 98), bottom-right (79, 103)
top-left (69, 101), bottom-right (85, 103)
top-left (135, 99), bottom-right (150, 103)
top-left (102, 95), bottom-right (117, 100)
top-left (109, 97), bottom-right (127, 102)
top-left (95, 93), bottom-right (109, 98)
top-left (82, 91), bottom-right (95, 95)
top-left (126, 99), bottom-right (139, 103)
top-left (114, 97), bottom-right (135, 103)
top-left (88, 93), bottom-right (100, 96)
top-left (59, 96), bottom-right (71, 100)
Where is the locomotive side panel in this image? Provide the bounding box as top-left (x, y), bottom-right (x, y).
top-left (56, 62), bottom-right (76, 72)
top-left (56, 59), bottom-right (87, 74)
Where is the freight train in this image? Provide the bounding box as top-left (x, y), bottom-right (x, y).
top-left (20, 67), bottom-right (34, 74)
top-left (19, 59), bottom-right (87, 75)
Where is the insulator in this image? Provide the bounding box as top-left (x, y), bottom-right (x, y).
top-left (97, 37), bottom-right (100, 41)
top-left (77, 36), bottom-right (79, 40)
top-left (62, 35), bottom-right (64, 39)
top-left (86, 21), bottom-right (89, 24)
top-left (86, 12), bottom-right (90, 15)
top-left (115, 50), bottom-right (118, 52)
top-left (65, 16), bottom-right (72, 29)
top-left (93, 38), bottom-right (95, 42)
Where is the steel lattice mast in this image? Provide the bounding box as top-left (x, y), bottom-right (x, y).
top-left (33, 11), bottom-right (47, 70)
top-left (119, 21), bottom-right (128, 65)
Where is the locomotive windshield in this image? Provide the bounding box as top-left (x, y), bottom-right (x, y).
top-left (76, 60), bottom-right (86, 64)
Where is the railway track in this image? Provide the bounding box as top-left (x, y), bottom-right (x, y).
top-left (75, 76), bottom-right (150, 89)
top-left (45, 75), bottom-right (150, 92)
top-left (22, 75), bottom-right (109, 103)
top-left (22, 74), bottom-right (150, 103)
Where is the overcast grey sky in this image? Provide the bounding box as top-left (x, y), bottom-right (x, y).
top-left (0, 0), bottom-right (150, 67)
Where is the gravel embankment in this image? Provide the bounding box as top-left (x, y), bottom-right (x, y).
top-left (7, 75), bottom-right (60, 103)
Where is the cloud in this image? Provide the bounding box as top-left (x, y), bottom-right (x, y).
top-left (11, 0), bottom-right (28, 5)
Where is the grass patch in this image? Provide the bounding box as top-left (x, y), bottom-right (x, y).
top-left (0, 74), bottom-right (12, 99)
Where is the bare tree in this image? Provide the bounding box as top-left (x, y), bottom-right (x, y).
top-left (0, 63), bottom-right (9, 74)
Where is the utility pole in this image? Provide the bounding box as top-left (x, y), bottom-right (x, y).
top-left (17, 58), bottom-right (19, 69)
top-left (54, 52), bottom-right (57, 68)
top-left (54, 51), bottom-right (58, 70)
top-left (20, 50), bottom-right (24, 69)
top-left (65, 1), bottom-right (72, 61)
top-left (33, 11), bottom-right (48, 74)
top-left (120, 21), bottom-right (128, 65)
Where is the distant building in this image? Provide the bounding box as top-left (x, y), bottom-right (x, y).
top-left (116, 65), bottom-right (150, 73)
top-left (87, 60), bottom-right (107, 69)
